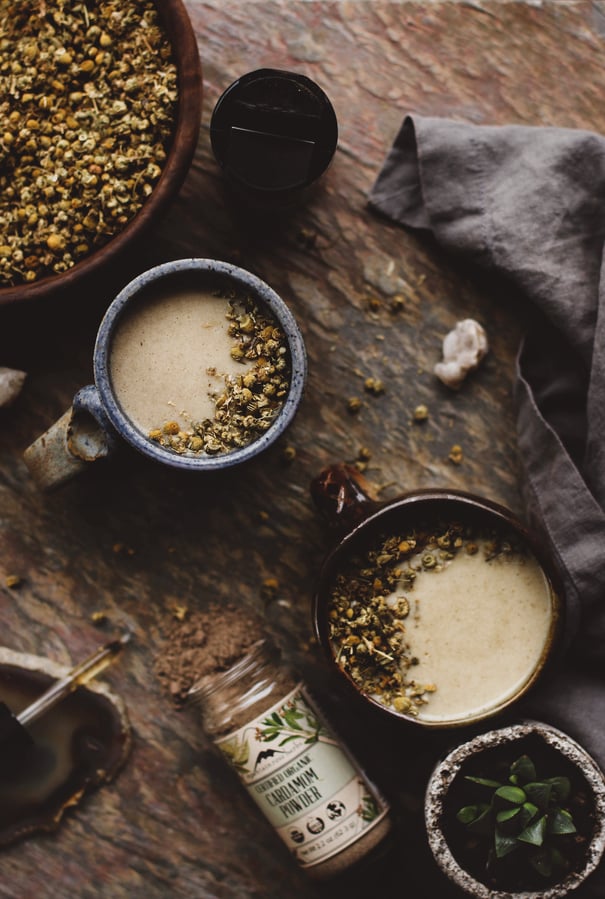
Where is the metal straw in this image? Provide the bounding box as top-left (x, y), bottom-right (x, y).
top-left (17, 632), bottom-right (131, 728)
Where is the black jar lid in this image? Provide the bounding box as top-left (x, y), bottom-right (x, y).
top-left (210, 68), bottom-right (338, 195)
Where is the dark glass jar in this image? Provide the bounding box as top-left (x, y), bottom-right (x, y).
top-left (210, 68), bottom-right (338, 209)
top-left (190, 639), bottom-right (392, 880)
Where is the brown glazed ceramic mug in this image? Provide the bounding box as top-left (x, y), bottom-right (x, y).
top-left (311, 465), bottom-right (565, 730)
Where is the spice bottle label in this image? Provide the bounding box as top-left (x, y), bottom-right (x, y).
top-left (216, 683), bottom-right (389, 868)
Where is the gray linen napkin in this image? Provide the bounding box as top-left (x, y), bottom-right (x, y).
top-left (369, 115), bottom-right (605, 893)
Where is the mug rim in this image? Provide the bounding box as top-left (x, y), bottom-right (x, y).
top-left (93, 258), bottom-right (307, 470)
top-left (313, 489), bottom-right (565, 729)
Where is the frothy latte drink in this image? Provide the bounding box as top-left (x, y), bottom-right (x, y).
top-left (399, 546), bottom-right (552, 722)
top-left (109, 285), bottom-right (290, 456)
top-left (328, 520), bottom-right (557, 725)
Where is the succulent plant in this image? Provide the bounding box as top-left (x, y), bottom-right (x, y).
top-left (456, 753), bottom-right (578, 880)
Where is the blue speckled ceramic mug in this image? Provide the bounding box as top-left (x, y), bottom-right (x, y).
top-left (24, 259), bottom-right (307, 488)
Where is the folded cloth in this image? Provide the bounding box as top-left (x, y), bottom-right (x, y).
top-left (370, 116), bottom-right (605, 894)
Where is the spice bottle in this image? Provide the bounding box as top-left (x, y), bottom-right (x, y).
top-left (210, 68), bottom-right (338, 210)
top-left (190, 638), bottom-right (392, 880)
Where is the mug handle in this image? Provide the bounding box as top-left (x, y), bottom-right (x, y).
top-left (310, 463), bottom-right (383, 535)
top-left (23, 385), bottom-right (119, 490)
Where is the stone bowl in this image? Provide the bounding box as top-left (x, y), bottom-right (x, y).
top-left (424, 721), bottom-right (605, 897)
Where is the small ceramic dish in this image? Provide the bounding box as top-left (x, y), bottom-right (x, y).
top-left (312, 465), bottom-right (564, 730)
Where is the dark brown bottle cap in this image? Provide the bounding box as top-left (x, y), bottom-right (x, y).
top-left (210, 68), bottom-right (338, 196)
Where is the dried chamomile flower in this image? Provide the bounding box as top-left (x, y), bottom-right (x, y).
top-left (0, 0), bottom-right (178, 288)
top-left (149, 295), bottom-right (291, 457)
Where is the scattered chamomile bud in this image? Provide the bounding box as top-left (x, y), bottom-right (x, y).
top-left (413, 404), bottom-right (429, 422)
top-left (449, 444), bottom-right (464, 465)
top-left (364, 377), bottom-right (385, 396)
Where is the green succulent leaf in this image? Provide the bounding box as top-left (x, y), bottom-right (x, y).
top-left (494, 785), bottom-right (527, 808)
top-left (529, 847), bottom-right (553, 878)
top-left (456, 805), bottom-right (479, 824)
top-left (495, 806), bottom-right (522, 835)
top-left (457, 803), bottom-right (493, 834)
top-left (544, 776), bottom-right (572, 804)
top-left (496, 807), bottom-right (521, 824)
top-left (471, 808), bottom-right (494, 834)
top-left (465, 775), bottom-right (502, 789)
top-left (509, 755), bottom-right (537, 786)
top-left (518, 814), bottom-right (547, 847)
top-left (457, 805), bottom-right (482, 825)
top-left (520, 802), bottom-right (540, 826)
top-left (530, 846), bottom-right (571, 878)
top-left (548, 808), bottom-right (577, 836)
top-left (549, 846), bottom-right (571, 872)
top-left (524, 781), bottom-right (553, 811)
top-left (495, 829), bottom-right (520, 859)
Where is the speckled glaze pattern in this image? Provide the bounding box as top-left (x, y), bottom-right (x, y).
top-left (92, 258), bottom-right (307, 470)
top-left (424, 720), bottom-right (605, 898)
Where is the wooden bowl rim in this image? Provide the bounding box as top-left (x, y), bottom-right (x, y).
top-left (0, 0), bottom-right (202, 308)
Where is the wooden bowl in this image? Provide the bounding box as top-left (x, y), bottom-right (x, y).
top-left (0, 0), bottom-right (201, 308)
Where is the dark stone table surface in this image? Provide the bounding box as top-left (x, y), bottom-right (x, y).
top-left (1, 2), bottom-right (605, 897)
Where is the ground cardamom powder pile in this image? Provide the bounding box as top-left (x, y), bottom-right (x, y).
top-left (154, 604), bottom-right (265, 704)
